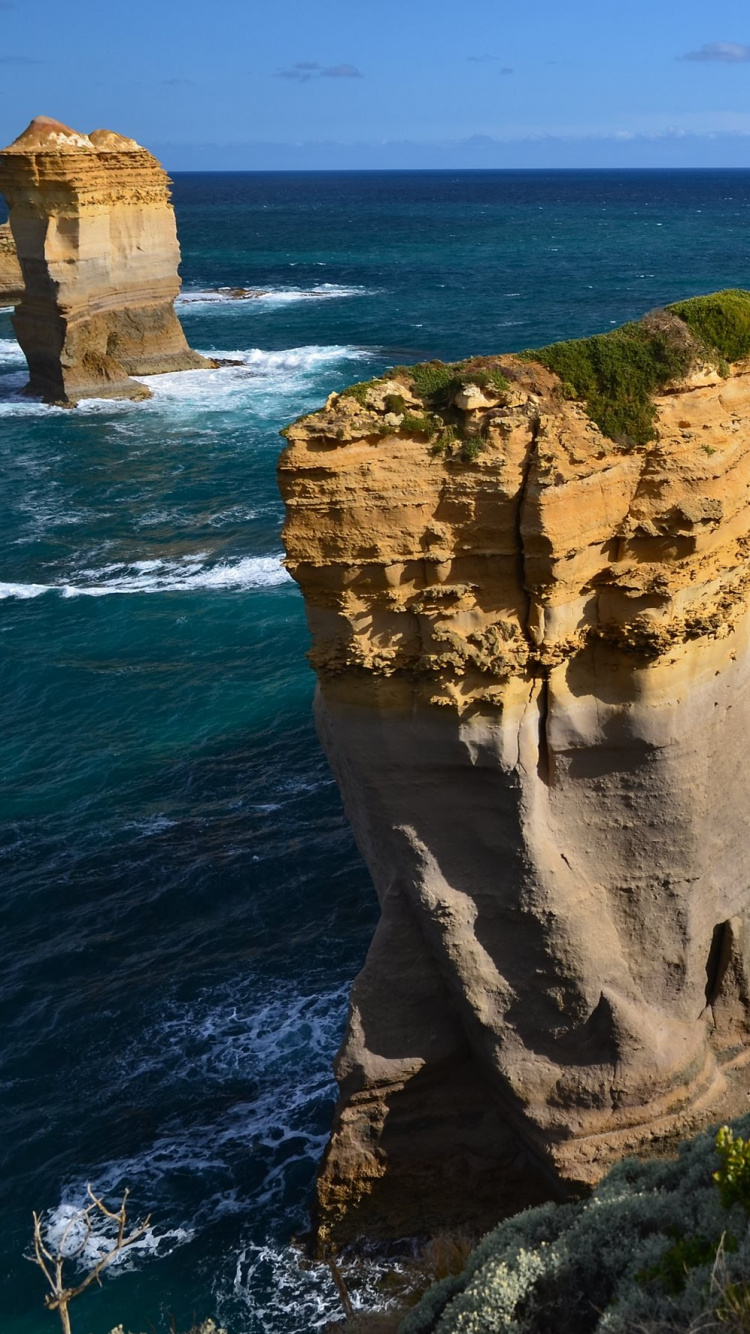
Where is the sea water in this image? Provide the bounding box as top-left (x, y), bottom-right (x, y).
top-left (2, 169), bottom-right (750, 1333)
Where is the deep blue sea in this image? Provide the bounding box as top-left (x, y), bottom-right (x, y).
top-left (2, 169), bottom-right (750, 1334)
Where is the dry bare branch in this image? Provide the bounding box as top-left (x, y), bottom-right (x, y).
top-left (29, 1185), bottom-right (152, 1334)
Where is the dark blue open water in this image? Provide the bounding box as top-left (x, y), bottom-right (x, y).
top-left (2, 170), bottom-right (750, 1333)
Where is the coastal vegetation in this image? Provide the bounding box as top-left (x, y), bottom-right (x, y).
top-left (400, 1117), bottom-right (750, 1333)
top-left (523, 289), bottom-right (750, 446)
top-left (337, 289), bottom-right (750, 455)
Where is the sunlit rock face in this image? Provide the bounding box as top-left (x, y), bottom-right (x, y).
top-left (279, 351), bottom-right (750, 1247)
top-left (0, 116), bottom-right (213, 403)
top-left (0, 221), bottom-right (23, 305)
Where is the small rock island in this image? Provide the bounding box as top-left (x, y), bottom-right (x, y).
top-left (279, 292), bottom-right (750, 1250)
top-left (0, 116), bottom-right (213, 404)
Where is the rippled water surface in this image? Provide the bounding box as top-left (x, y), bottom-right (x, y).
top-left (2, 169), bottom-right (750, 1333)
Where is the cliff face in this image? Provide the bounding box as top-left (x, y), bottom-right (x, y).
top-left (0, 221), bottom-right (23, 305)
top-left (279, 297), bottom-right (750, 1247)
top-left (0, 116), bottom-right (213, 403)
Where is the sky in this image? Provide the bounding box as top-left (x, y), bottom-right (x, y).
top-left (1, 0), bottom-right (750, 169)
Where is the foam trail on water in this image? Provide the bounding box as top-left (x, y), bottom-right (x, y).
top-left (177, 283), bottom-right (374, 308)
top-left (0, 343), bottom-right (367, 418)
top-left (0, 554), bottom-right (291, 600)
top-left (0, 335), bottom-right (23, 365)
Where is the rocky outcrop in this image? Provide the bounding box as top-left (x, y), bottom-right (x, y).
top-left (279, 296), bottom-right (750, 1248)
top-left (0, 221), bottom-right (23, 305)
top-left (0, 116), bottom-right (213, 403)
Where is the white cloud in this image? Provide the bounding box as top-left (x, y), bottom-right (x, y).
top-left (681, 42), bottom-right (750, 62)
top-left (275, 61), bottom-right (362, 82)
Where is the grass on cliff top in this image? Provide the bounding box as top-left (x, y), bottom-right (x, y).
top-left (322, 291), bottom-right (750, 454)
top-left (520, 288), bottom-right (750, 447)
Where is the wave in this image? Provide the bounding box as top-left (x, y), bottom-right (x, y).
top-left (44, 979), bottom-right (402, 1329)
top-left (177, 283), bottom-right (373, 308)
top-left (0, 341), bottom-right (367, 417)
top-left (0, 336), bottom-right (23, 366)
top-left (0, 553), bottom-right (292, 600)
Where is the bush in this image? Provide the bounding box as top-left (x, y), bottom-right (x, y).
top-left (341, 380), bottom-right (378, 406)
top-left (521, 289), bottom-right (750, 448)
top-left (522, 311), bottom-right (698, 447)
top-left (668, 289), bottom-right (750, 364)
top-left (406, 362), bottom-right (459, 402)
top-left (400, 413), bottom-right (436, 437)
top-left (400, 1116), bottom-right (750, 1334)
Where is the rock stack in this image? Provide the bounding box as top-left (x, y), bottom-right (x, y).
top-left (0, 116), bottom-right (214, 403)
top-left (0, 221), bottom-right (23, 305)
top-left (279, 300), bottom-right (750, 1246)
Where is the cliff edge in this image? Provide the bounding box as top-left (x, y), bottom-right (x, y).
top-left (279, 292), bottom-right (750, 1248)
top-left (0, 116), bottom-right (213, 403)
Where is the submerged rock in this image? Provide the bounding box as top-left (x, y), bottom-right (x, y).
top-left (0, 116), bottom-right (215, 404)
top-left (279, 296), bottom-right (750, 1248)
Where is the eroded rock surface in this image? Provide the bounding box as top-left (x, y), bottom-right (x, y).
top-left (0, 221), bottom-right (23, 305)
top-left (279, 318), bottom-right (750, 1247)
top-left (0, 116), bottom-right (213, 403)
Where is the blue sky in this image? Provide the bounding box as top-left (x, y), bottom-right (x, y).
top-left (2, 0), bottom-right (750, 168)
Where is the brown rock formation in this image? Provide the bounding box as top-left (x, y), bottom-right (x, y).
top-left (0, 116), bottom-right (214, 403)
top-left (0, 221), bottom-right (23, 305)
top-left (279, 316), bottom-right (750, 1248)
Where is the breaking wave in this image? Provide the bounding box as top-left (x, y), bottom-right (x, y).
top-left (0, 554), bottom-right (291, 600)
top-left (177, 283), bottom-right (373, 308)
top-left (0, 341), bottom-right (367, 417)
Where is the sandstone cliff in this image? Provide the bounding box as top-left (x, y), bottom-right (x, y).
top-left (0, 116), bottom-right (213, 403)
top-left (279, 292), bottom-right (750, 1247)
top-left (0, 221), bottom-right (23, 305)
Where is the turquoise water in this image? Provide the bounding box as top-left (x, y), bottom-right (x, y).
top-left (2, 169), bottom-right (750, 1333)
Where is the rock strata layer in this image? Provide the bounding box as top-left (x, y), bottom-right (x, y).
top-left (0, 116), bottom-right (213, 403)
top-left (279, 301), bottom-right (750, 1247)
top-left (0, 221), bottom-right (23, 305)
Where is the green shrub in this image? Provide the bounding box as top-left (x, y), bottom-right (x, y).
top-left (430, 426), bottom-right (459, 456)
top-left (384, 393), bottom-right (407, 414)
top-left (487, 368), bottom-right (510, 393)
top-left (456, 367), bottom-right (510, 394)
top-left (521, 290), bottom-right (750, 448)
top-left (400, 1116), bottom-right (750, 1334)
top-left (714, 1124), bottom-right (750, 1214)
top-left (407, 362), bottom-right (458, 402)
top-left (668, 289), bottom-right (750, 364)
top-left (400, 413), bottom-right (436, 436)
top-left (341, 380), bottom-right (377, 406)
top-left (522, 313), bottom-right (696, 447)
top-left (637, 1228), bottom-right (736, 1296)
top-left (460, 437), bottom-right (484, 462)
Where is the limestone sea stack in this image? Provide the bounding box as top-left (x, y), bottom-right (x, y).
top-left (0, 116), bottom-right (214, 403)
top-left (279, 293), bottom-right (750, 1248)
top-left (0, 221), bottom-right (23, 305)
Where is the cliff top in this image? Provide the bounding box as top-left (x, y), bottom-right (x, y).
top-left (286, 288), bottom-right (750, 455)
top-left (2, 116), bottom-right (144, 155)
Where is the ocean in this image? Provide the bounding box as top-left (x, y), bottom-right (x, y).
top-left (2, 168), bottom-right (750, 1334)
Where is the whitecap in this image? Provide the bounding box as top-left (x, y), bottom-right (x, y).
top-left (177, 283), bottom-right (373, 308)
top-left (43, 1201), bottom-right (194, 1274)
top-left (0, 343), bottom-right (368, 418)
top-left (0, 554), bottom-right (292, 600)
top-left (0, 335), bottom-right (23, 365)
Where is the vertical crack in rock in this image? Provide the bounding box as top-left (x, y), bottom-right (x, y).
top-left (279, 344), bottom-right (750, 1248)
top-left (0, 116), bottom-right (215, 404)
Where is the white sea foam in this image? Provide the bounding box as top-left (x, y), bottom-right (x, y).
top-left (46, 979), bottom-right (402, 1329)
top-left (0, 341), bottom-right (367, 418)
top-left (0, 335), bottom-right (23, 365)
top-left (43, 1202), bottom-right (193, 1274)
top-left (177, 283), bottom-right (372, 308)
top-left (0, 553), bottom-right (291, 600)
